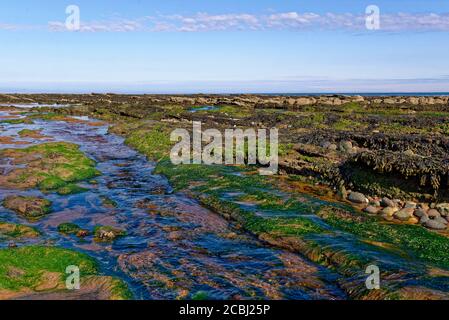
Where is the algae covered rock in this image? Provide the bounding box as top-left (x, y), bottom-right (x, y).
top-left (3, 196), bottom-right (52, 221)
top-left (57, 223), bottom-right (89, 237)
top-left (0, 246), bottom-right (131, 300)
top-left (94, 226), bottom-right (126, 242)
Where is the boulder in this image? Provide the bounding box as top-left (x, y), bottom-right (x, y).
top-left (381, 206), bottom-right (399, 216)
top-left (420, 215), bottom-right (430, 225)
top-left (404, 201), bottom-right (417, 209)
top-left (380, 197), bottom-right (396, 208)
top-left (414, 209), bottom-right (427, 218)
top-left (364, 206), bottom-right (380, 214)
top-left (424, 219), bottom-right (447, 230)
top-left (408, 217), bottom-right (419, 224)
top-left (339, 141), bottom-right (353, 153)
top-left (394, 208), bottom-right (415, 221)
top-left (3, 196), bottom-right (51, 220)
top-left (348, 192), bottom-right (368, 204)
top-left (427, 209), bottom-right (441, 218)
top-left (436, 203), bottom-right (449, 217)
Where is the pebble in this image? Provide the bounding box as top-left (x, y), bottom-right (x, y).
top-left (348, 192), bottom-right (368, 204)
top-left (381, 214), bottom-right (394, 222)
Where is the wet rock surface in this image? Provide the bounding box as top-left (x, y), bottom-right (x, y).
top-left (0, 107), bottom-right (345, 300)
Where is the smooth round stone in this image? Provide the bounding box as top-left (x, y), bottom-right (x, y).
top-left (339, 140), bottom-right (353, 153)
top-left (404, 202), bottom-right (417, 209)
top-left (436, 203), bottom-right (449, 217)
top-left (381, 206), bottom-right (399, 216)
top-left (370, 200), bottom-right (381, 207)
top-left (394, 208), bottom-right (415, 221)
top-left (380, 197), bottom-right (396, 208)
top-left (348, 192), bottom-right (368, 204)
top-left (408, 217), bottom-right (419, 224)
top-left (420, 215), bottom-right (430, 225)
top-left (414, 208), bottom-right (427, 218)
top-left (381, 214), bottom-right (394, 222)
top-left (427, 209), bottom-right (441, 218)
top-left (435, 217), bottom-right (448, 225)
top-left (364, 206), bottom-right (380, 214)
top-left (424, 219), bottom-right (447, 230)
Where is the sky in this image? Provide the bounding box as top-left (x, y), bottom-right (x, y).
top-left (1, 0), bottom-right (449, 93)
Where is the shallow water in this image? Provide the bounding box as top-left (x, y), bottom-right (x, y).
top-left (0, 111), bottom-right (346, 300)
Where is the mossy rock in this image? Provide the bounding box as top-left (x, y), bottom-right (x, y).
top-left (57, 184), bottom-right (88, 196)
top-left (0, 118), bottom-right (33, 125)
top-left (57, 223), bottom-right (89, 237)
top-left (0, 222), bottom-right (40, 239)
top-left (0, 246), bottom-right (131, 299)
top-left (17, 129), bottom-right (45, 139)
top-left (100, 196), bottom-right (118, 208)
top-left (3, 196), bottom-right (52, 221)
top-left (0, 142), bottom-right (101, 192)
top-left (94, 226), bottom-right (126, 242)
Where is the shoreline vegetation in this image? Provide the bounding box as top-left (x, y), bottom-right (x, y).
top-left (1, 93), bottom-right (449, 299)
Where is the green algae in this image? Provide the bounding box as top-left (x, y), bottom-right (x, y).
top-left (0, 142), bottom-right (101, 192)
top-left (125, 124), bottom-right (173, 160)
top-left (0, 222), bottom-right (40, 239)
top-left (2, 196), bottom-right (52, 221)
top-left (100, 196), bottom-right (118, 208)
top-left (57, 223), bottom-right (82, 235)
top-left (0, 246), bottom-right (132, 299)
top-left (319, 206), bottom-right (449, 269)
top-left (17, 129), bottom-right (42, 138)
top-left (57, 184), bottom-right (88, 196)
top-left (0, 246), bottom-right (97, 291)
top-left (0, 118), bottom-right (33, 125)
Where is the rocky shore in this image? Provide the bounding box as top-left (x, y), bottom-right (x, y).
top-left (1, 93), bottom-right (449, 109)
top-left (1, 93), bottom-right (449, 299)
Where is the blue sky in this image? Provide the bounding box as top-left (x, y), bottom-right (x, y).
top-left (1, 0), bottom-right (449, 93)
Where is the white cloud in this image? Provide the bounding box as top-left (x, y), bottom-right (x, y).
top-left (48, 19), bottom-right (144, 32)
top-left (38, 11), bottom-right (449, 33)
